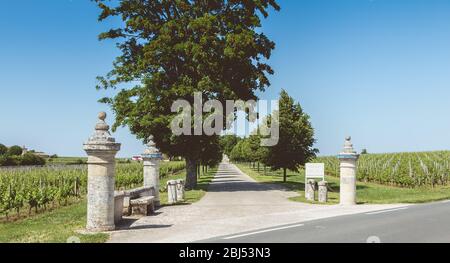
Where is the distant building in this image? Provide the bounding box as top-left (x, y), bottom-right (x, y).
top-left (21, 146), bottom-right (28, 156)
top-left (21, 146), bottom-right (50, 158)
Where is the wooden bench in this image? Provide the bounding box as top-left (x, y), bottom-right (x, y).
top-left (123, 187), bottom-right (156, 216)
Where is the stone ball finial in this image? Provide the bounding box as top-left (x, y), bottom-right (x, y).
top-left (143, 135), bottom-right (161, 157)
top-left (84, 112), bottom-right (119, 148)
top-left (98, 112), bottom-right (107, 121)
top-left (95, 112), bottom-right (109, 132)
top-left (343, 136), bottom-right (355, 154)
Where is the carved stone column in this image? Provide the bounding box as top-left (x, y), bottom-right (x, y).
top-left (142, 135), bottom-right (162, 207)
top-left (83, 112), bottom-right (121, 232)
top-left (338, 137), bottom-right (359, 206)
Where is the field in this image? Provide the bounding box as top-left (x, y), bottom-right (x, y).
top-left (0, 160), bottom-right (186, 221)
top-left (235, 150), bottom-right (450, 204)
top-left (316, 151), bottom-right (450, 188)
top-left (0, 159), bottom-right (217, 243)
top-left (0, 166), bottom-right (216, 243)
top-left (237, 163), bottom-right (450, 204)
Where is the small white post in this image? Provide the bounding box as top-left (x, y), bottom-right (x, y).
top-left (305, 179), bottom-right (316, 201)
top-left (318, 181), bottom-right (328, 203)
top-left (175, 179), bottom-right (185, 202)
top-left (167, 180), bottom-right (178, 205)
top-left (337, 136), bottom-right (359, 206)
top-left (83, 112), bottom-right (121, 232)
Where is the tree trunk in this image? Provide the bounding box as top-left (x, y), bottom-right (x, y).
top-left (257, 162), bottom-right (260, 172)
top-left (185, 158), bottom-right (198, 189)
top-left (283, 168), bottom-right (287, 182)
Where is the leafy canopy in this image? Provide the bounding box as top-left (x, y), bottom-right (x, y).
top-left (264, 90), bottom-right (317, 179)
top-left (95, 0), bottom-right (280, 162)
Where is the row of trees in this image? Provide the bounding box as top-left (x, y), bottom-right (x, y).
top-left (0, 144), bottom-right (46, 167)
top-left (0, 144), bottom-right (23, 156)
top-left (227, 90), bottom-right (318, 182)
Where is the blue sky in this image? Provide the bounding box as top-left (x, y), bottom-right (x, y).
top-left (1, 0), bottom-right (450, 157)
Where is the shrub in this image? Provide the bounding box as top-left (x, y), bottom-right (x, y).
top-left (7, 145), bottom-right (23, 156)
top-left (0, 144), bottom-right (7, 156)
top-left (0, 155), bottom-right (20, 166)
top-left (20, 153), bottom-right (46, 166)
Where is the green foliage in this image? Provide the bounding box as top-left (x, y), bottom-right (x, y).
top-left (0, 154), bottom-right (46, 167)
top-left (7, 145), bottom-right (23, 156)
top-left (219, 135), bottom-right (241, 156)
top-left (94, 0), bottom-right (280, 187)
top-left (0, 155), bottom-right (20, 166)
top-left (199, 136), bottom-right (223, 167)
top-left (230, 139), bottom-right (247, 162)
top-left (0, 144), bottom-right (7, 156)
top-left (316, 151), bottom-right (450, 188)
top-left (361, 149), bottom-right (368, 155)
top-left (264, 90), bottom-right (317, 181)
top-left (20, 153), bottom-right (46, 166)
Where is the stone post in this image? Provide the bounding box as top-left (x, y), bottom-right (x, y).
top-left (305, 179), bottom-right (316, 201)
top-left (167, 180), bottom-right (178, 205)
top-left (175, 179), bottom-right (185, 202)
top-left (318, 181), bottom-right (328, 203)
top-left (83, 112), bottom-right (121, 232)
top-left (142, 135), bottom-right (162, 207)
top-left (337, 137), bottom-right (359, 206)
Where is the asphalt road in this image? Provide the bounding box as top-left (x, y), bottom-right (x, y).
top-left (204, 200), bottom-right (450, 243)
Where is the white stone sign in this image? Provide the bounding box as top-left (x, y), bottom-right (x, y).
top-left (305, 163), bottom-right (325, 180)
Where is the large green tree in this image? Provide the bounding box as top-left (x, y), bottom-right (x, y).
top-left (265, 90), bottom-right (317, 182)
top-left (95, 0), bottom-right (280, 188)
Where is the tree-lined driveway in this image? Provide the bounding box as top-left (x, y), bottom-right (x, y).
top-left (109, 162), bottom-right (405, 243)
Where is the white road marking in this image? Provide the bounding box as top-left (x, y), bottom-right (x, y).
top-left (365, 207), bottom-right (409, 215)
top-left (223, 224), bottom-right (305, 240)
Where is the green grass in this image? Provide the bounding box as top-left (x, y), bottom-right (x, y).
top-left (159, 167), bottom-right (217, 205)
top-left (236, 163), bottom-right (450, 204)
top-left (0, 200), bottom-right (107, 243)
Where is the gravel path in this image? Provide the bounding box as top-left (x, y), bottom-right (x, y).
top-left (108, 162), bottom-right (407, 243)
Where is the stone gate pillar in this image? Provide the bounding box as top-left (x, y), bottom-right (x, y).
top-left (142, 135), bottom-right (162, 207)
top-left (83, 112), bottom-right (121, 231)
top-left (337, 137), bottom-right (359, 206)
